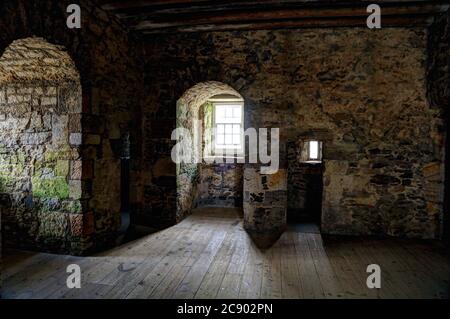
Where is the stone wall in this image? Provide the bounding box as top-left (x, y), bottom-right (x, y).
top-left (0, 0), bottom-right (144, 254)
top-left (427, 10), bottom-right (450, 242)
top-left (142, 27), bottom-right (447, 240)
top-left (196, 163), bottom-right (243, 208)
top-left (0, 38), bottom-right (86, 253)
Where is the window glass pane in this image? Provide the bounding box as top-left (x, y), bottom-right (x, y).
top-left (217, 134), bottom-right (224, 145)
top-left (216, 107), bottom-right (225, 122)
top-left (225, 107), bottom-right (233, 118)
top-left (225, 124), bottom-right (233, 134)
top-left (215, 104), bottom-right (242, 123)
top-left (309, 141), bottom-right (319, 159)
top-left (217, 124), bottom-right (224, 133)
top-left (233, 134), bottom-right (240, 145)
top-left (233, 124), bottom-right (240, 134)
top-left (224, 134), bottom-right (232, 145)
top-left (233, 107), bottom-right (241, 119)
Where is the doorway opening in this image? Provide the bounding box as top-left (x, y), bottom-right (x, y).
top-left (287, 139), bottom-right (324, 230)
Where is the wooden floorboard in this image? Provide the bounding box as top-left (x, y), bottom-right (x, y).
top-left (2, 207), bottom-right (449, 299)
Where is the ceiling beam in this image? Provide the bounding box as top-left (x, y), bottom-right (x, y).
top-left (141, 14), bottom-right (433, 34)
top-left (96, 0), bottom-right (449, 34)
top-left (100, 0), bottom-right (214, 11)
top-left (100, 0), bottom-right (449, 14)
top-left (132, 4), bottom-right (446, 31)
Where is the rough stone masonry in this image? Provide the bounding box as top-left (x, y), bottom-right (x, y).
top-left (142, 25), bottom-right (448, 242)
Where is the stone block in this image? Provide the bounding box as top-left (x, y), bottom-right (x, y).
top-left (69, 180), bottom-right (83, 199)
top-left (46, 87), bottom-right (57, 95)
top-left (55, 160), bottom-right (69, 177)
top-left (370, 174), bottom-right (401, 185)
top-left (16, 87), bottom-right (33, 94)
top-left (41, 96), bottom-right (57, 106)
top-left (70, 214), bottom-right (83, 236)
top-left (52, 115), bottom-right (68, 145)
top-left (37, 211), bottom-right (69, 238)
top-left (69, 133), bottom-right (82, 146)
top-left (21, 132), bottom-right (51, 145)
top-left (32, 176), bottom-right (69, 199)
top-left (70, 160), bottom-right (83, 180)
top-left (422, 162), bottom-right (442, 179)
top-left (68, 114), bottom-right (82, 133)
top-left (0, 90), bottom-right (5, 104)
top-left (7, 94), bottom-right (23, 103)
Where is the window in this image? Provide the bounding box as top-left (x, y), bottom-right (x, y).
top-left (309, 140), bottom-right (319, 160)
top-left (302, 140), bottom-right (322, 163)
top-left (213, 102), bottom-right (243, 156)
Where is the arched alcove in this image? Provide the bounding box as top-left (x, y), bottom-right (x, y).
top-left (0, 37), bottom-right (84, 254)
top-left (176, 81), bottom-right (244, 221)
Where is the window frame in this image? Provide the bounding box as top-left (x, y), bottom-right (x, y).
top-left (212, 101), bottom-right (244, 157)
top-left (304, 139), bottom-right (323, 163)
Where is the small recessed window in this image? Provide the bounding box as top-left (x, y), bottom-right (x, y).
top-left (309, 140), bottom-right (319, 160)
top-left (213, 102), bottom-right (243, 155)
top-left (302, 140), bottom-right (322, 163)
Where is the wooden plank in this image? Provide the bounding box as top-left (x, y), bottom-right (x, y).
top-left (342, 239), bottom-right (390, 298)
top-left (393, 242), bottom-right (449, 299)
top-left (325, 239), bottom-right (373, 299)
top-left (260, 240), bottom-right (282, 299)
top-left (293, 230), bottom-right (325, 298)
top-left (215, 227), bottom-right (249, 298)
top-left (305, 232), bottom-right (343, 298)
top-left (149, 221), bottom-right (212, 298)
top-left (381, 239), bottom-right (448, 299)
top-left (99, 222), bottom-right (199, 298)
top-left (399, 240), bottom-right (450, 281)
top-left (194, 225), bottom-right (239, 298)
top-left (171, 221), bottom-right (228, 298)
top-left (2, 254), bottom-right (73, 298)
top-left (355, 239), bottom-right (411, 299)
top-left (127, 225), bottom-right (218, 298)
top-left (1, 252), bottom-right (56, 281)
top-left (238, 237), bottom-right (264, 298)
top-left (279, 230), bottom-right (302, 299)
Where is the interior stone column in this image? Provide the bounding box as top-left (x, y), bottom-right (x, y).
top-left (243, 165), bottom-right (287, 248)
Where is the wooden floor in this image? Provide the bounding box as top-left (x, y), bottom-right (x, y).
top-left (2, 208), bottom-right (449, 299)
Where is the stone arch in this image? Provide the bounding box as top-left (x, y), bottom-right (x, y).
top-left (0, 37), bottom-right (85, 254)
top-left (176, 81), bottom-right (243, 221)
top-left (0, 1), bottom-right (146, 256)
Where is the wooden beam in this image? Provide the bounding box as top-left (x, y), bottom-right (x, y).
top-left (141, 14), bottom-right (433, 34)
top-left (97, 0), bottom-right (449, 34)
top-left (100, 0), bottom-right (213, 11)
top-left (102, 0), bottom-right (448, 15)
top-left (131, 4), bottom-right (445, 31)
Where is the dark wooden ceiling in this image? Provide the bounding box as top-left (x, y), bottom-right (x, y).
top-left (96, 0), bottom-right (450, 34)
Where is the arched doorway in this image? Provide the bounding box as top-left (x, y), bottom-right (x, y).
top-left (175, 81), bottom-right (244, 221)
top-left (0, 37), bottom-right (84, 254)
